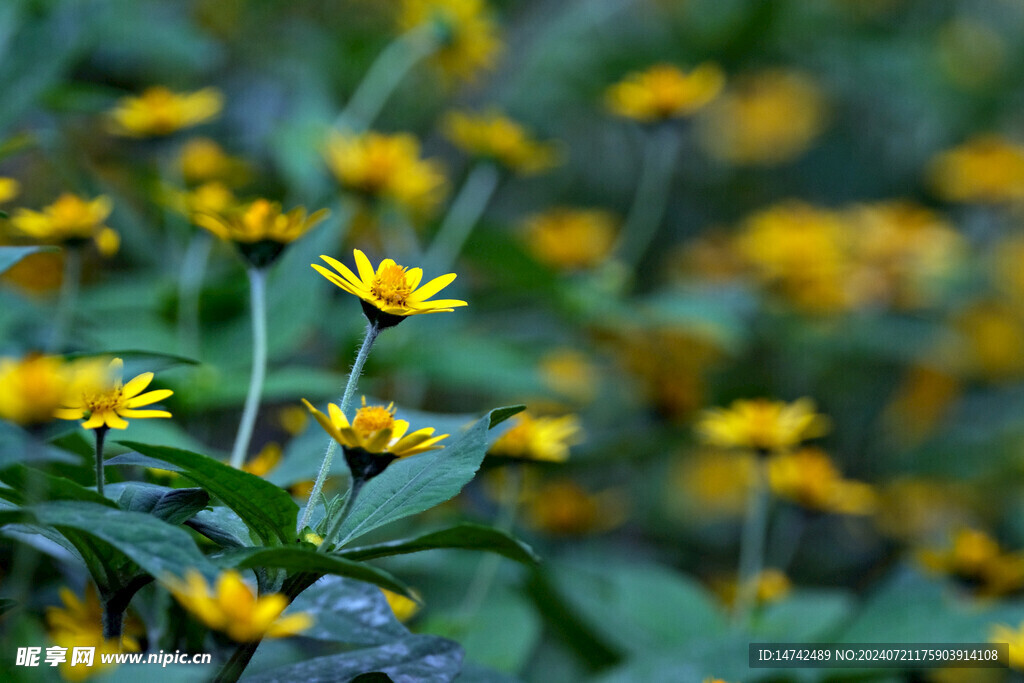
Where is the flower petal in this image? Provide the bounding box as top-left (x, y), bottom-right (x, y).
top-left (353, 249), bottom-right (376, 286)
top-left (121, 372), bottom-right (154, 399)
top-left (408, 273), bottom-right (457, 302)
top-left (124, 389), bottom-right (173, 408)
top-left (118, 409), bottom-right (172, 419)
top-left (319, 255), bottom-right (365, 290)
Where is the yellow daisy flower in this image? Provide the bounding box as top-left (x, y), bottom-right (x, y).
top-left (11, 193), bottom-right (120, 256)
top-left (696, 398), bottom-right (830, 454)
top-left (991, 621), bottom-right (1024, 669)
top-left (56, 358), bottom-right (173, 431)
top-left (767, 447), bottom-right (876, 515)
top-left (107, 86), bottom-right (223, 138)
top-left (711, 568), bottom-right (792, 608)
top-left (302, 397), bottom-right (448, 458)
top-left (488, 411), bottom-right (582, 462)
top-left (929, 135), bottom-right (1024, 203)
top-left (606, 63), bottom-right (725, 122)
top-left (164, 570), bottom-right (312, 642)
top-left (919, 529), bottom-right (1024, 597)
top-left (398, 0), bottom-right (501, 83)
top-left (46, 584), bottom-right (141, 681)
top-left (522, 478), bottom-right (627, 536)
top-left (443, 109), bottom-right (559, 174)
top-left (0, 354), bottom-right (107, 426)
top-left (178, 137), bottom-right (250, 186)
top-left (522, 208), bottom-right (618, 270)
top-left (382, 588), bottom-right (421, 623)
top-left (196, 199), bottom-right (328, 267)
top-left (312, 248), bottom-right (466, 327)
top-left (242, 442), bottom-right (282, 478)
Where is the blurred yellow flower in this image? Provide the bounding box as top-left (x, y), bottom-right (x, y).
top-left (920, 529), bottom-right (1024, 597)
top-left (488, 411), bottom-right (582, 462)
top-left (711, 568), bottom-right (791, 608)
top-left (46, 584), bottom-right (140, 681)
top-left (108, 86), bottom-right (223, 137)
top-left (522, 207), bottom-right (618, 270)
top-left (952, 302), bottom-right (1024, 381)
top-left (172, 181), bottom-right (239, 219)
top-left (669, 449), bottom-right (755, 519)
top-left (313, 248), bottom-right (467, 322)
top-left (0, 177), bottom-right (20, 203)
top-left (605, 63), bottom-right (724, 122)
top-left (398, 0), bottom-right (500, 83)
top-left (164, 570), bottom-right (312, 642)
top-left (883, 365), bottom-right (960, 447)
top-left (324, 131), bottom-right (447, 214)
top-left (179, 137), bottom-right (249, 186)
top-left (11, 193), bottom-right (119, 256)
top-left (991, 621), bottom-right (1024, 669)
top-left (242, 442), bottom-right (282, 477)
top-left (0, 354), bottom-right (106, 426)
top-left (56, 358), bottom-right (173, 431)
top-left (539, 349), bottom-right (599, 405)
top-left (443, 110), bottom-right (559, 174)
top-left (696, 398), bottom-right (830, 454)
top-left (0, 249), bottom-right (65, 293)
top-left (699, 69), bottom-right (826, 166)
top-left (278, 404), bottom-right (310, 436)
top-left (874, 478), bottom-right (976, 542)
top-left (303, 397), bottom-right (448, 457)
top-left (735, 201), bottom-right (852, 313)
top-left (196, 199), bottom-right (328, 268)
top-left (382, 588), bottom-right (421, 622)
top-left (522, 478), bottom-right (627, 535)
top-left (768, 447), bottom-right (876, 515)
top-left (928, 135), bottom-right (1024, 203)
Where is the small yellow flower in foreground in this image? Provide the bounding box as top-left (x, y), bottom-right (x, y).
top-left (46, 584), bottom-right (140, 681)
top-left (443, 110), bottom-right (559, 174)
top-left (696, 398), bottom-right (830, 454)
top-left (488, 411), bottom-right (582, 462)
top-left (768, 448), bottom-right (876, 515)
top-left (0, 355), bottom-right (106, 426)
top-left (324, 131), bottom-right (447, 214)
top-left (0, 176), bottom-right (20, 203)
top-left (382, 588), bottom-right (421, 623)
top-left (991, 621), bottom-right (1024, 669)
top-left (522, 208), bottom-right (618, 270)
top-left (313, 248), bottom-right (466, 324)
top-left (178, 137), bottom-right (250, 186)
top-left (108, 86), bottom-right (223, 137)
top-left (711, 568), bottom-right (791, 608)
top-left (398, 0), bottom-right (501, 83)
top-left (605, 63), bottom-right (725, 122)
top-left (919, 529), bottom-right (1024, 597)
top-left (56, 358), bottom-right (173, 430)
top-left (928, 135), bottom-right (1024, 203)
top-left (11, 193), bottom-right (119, 256)
top-left (303, 397), bottom-right (448, 457)
top-left (165, 570), bottom-right (312, 642)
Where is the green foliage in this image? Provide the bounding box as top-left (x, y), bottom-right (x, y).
top-left (340, 522), bottom-right (538, 566)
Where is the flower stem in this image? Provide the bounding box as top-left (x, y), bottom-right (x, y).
top-left (317, 475), bottom-right (367, 552)
top-left (616, 125), bottom-right (682, 268)
top-left (48, 245), bottom-right (82, 353)
top-left (297, 323), bottom-right (380, 533)
top-left (94, 426), bottom-right (108, 497)
top-left (336, 26), bottom-right (437, 131)
top-left (425, 162), bottom-right (501, 271)
top-left (229, 267), bottom-right (268, 470)
top-left (177, 231), bottom-right (212, 358)
top-left (213, 639), bottom-right (261, 683)
top-left (734, 458), bottom-right (769, 626)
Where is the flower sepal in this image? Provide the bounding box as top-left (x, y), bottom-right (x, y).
top-left (360, 300), bottom-right (406, 329)
top-left (237, 238), bottom-right (287, 269)
top-left (343, 445), bottom-right (399, 484)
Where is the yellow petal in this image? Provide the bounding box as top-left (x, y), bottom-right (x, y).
top-left (121, 372), bottom-right (154, 399)
top-left (123, 388), bottom-right (173, 408)
top-left (408, 273), bottom-right (457, 302)
top-left (353, 249), bottom-right (376, 286)
top-left (118, 409), bottom-right (172, 419)
top-left (319, 255), bottom-right (366, 290)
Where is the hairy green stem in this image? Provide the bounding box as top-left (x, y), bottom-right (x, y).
top-left (425, 163), bottom-right (501, 271)
top-left (229, 268), bottom-right (268, 470)
top-left (735, 458), bottom-right (769, 626)
top-left (177, 232), bottom-right (212, 358)
top-left (616, 125), bottom-right (682, 268)
top-left (49, 245), bottom-right (82, 352)
top-left (94, 426), bottom-right (108, 497)
top-left (297, 323), bottom-right (380, 533)
top-left (317, 476), bottom-right (367, 552)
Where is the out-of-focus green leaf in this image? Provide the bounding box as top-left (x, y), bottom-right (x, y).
top-left (284, 575), bottom-right (410, 646)
top-left (0, 246), bottom-right (59, 275)
top-left (753, 589), bottom-right (854, 641)
top-left (225, 546), bottom-right (412, 597)
top-left (113, 482), bottom-right (209, 525)
top-left (341, 523), bottom-right (538, 566)
top-left (0, 464), bottom-right (113, 508)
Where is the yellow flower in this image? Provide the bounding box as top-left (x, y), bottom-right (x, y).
top-left (164, 570), bottom-right (312, 642)
top-left (0, 176), bottom-right (20, 203)
top-left (56, 358), bottom-right (173, 430)
top-left (928, 135), bottom-right (1024, 203)
top-left (522, 208), bottom-right (618, 270)
top-left (920, 529), bottom-right (1024, 597)
top-left (242, 442), bottom-right (282, 477)
top-left (398, 0), bottom-right (500, 83)
top-left (668, 449), bottom-right (755, 519)
top-left (46, 584), bottom-right (140, 681)
top-left (874, 477), bottom-right (975, 541)
top-left (324, 131), bottom-right (447, 214)
top-left (11, 193), bottom-right (119, 256)
top-left (381, 588), bottom-right (421, 623)
top-left (767, 448), bottom-right (876, 515)
top-left (196, 199), bottom-right (328, 268)
top-left (302, 531), bottom-right (324, 546)
top-left (605, 63), bottom-right (724, 122)
top-left (698, 69), bottom-right (826, 165)
top-left (278, 405), bottom-right (309, 436)
top-left (953, 302), bottom-right (1024, 381)
top-left (312, 248), bottom-right (466, 325)
top-left (172, 181), bottom-right (239, 219)
top-left (539, 349), bottom-right (599, 405)
top-left (696, 398), bottom-right (830, 454)
top-left (711, 569), bottom-right (791, 609)
top-left (991, 621), bottom-right (1024, 669)
top-left (443, 110), bottom-right (559, 174)
top-left (522, 478), bottom-right (627, 536)
top-left (0, 355), bottom-right (106, 426)
top-left (303, 397), bottom-right (448, 457)
top-left (178, 137), bottom-right (249, 186)
top-left (108, 86), bottom-right (223, 137)
top-left (488, 411), bottom-right (582, 462)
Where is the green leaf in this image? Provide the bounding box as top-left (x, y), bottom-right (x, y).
top-left (0, 246), bottom-right (58, 274)
top-left (186, 506), bottom-right (254, 548)
top-left (332, 407), bottom-right (519, 546)
top-left (227, 546), bottom-right (413, 597)
top-left (285, 575), bottom-right (410, 646)
top-left (753, 589), bottom-right (854, 641)
top-left (488, 405), bottom-right (526, 429)
top-left (341, 523), bottom-right (538, 566)
top-left (63, 349), bottom-right (199, 371)
top-left (113, 483), bottom-right (209, 525)
top-left (0, 464), bottom-right (114, 508)
top-left (115, 441), bottom-right (297, 545)
top-left (246, 634), bottom-right (464, 683)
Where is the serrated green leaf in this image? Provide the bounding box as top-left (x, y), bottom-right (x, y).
top-left (115, 441), bottom-right (297, 545)
top-left (341, 523), bottom-right (538, 566)
top-left (0, 245), bottom-right (59, 274)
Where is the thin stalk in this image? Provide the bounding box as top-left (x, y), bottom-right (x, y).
top-left (102, 602), bottom-right (123, 644)
top-left (94, 427), bottom-right (109, 497)
top-left (213, 639), bottom-right (261, 683)
top-left (229, 267), bottom-right (268, 470)
top-left (297, 323), bottom-right (380, 533)
top-left (177, 231), bottom-right (212, 358)
top-left (48, 245), bottom-right (82, 352)
top-left (317, 476), bottom-right (367, 552)
top-left (335, 26), bottom-right (437, 131)
top-left (734, 458), bottom-right (769, 626)
top-left (425, 163), bottom-right (501, 271)
top-left (615, 125), bottom-right (682, 268)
